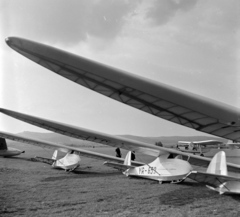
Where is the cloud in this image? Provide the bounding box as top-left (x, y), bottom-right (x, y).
top-left (2, 0), bottom-right (140, 45)
top-left (145, 0), bottom-right (198, 25)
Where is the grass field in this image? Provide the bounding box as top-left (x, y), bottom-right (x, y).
top-left (1, 143), bottom-right (240, 217)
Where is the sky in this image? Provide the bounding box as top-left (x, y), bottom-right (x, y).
top-left (0, 0), bottom-right (240, 137)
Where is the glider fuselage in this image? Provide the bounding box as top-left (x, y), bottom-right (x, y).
top-left (0, 147), bottom-right (24, 157)
top-left (125, 158), bottom-right (192, 183)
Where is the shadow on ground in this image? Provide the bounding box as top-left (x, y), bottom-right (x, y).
top-left (159, 181), bottom-right (217, 207)
top-left (42, 170), bottom-right (121, 182)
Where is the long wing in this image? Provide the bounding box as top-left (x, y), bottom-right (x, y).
top-left (0, 130), bottom-right (144, 167)
top-left (103, 162), bottom-right (135, 171)
top-left (193, 140), bottom-right (222, 146)
top-left (1, 108), bottom-right (240, 173)
top-left (188, 171), bottom-right (240, 188)
top-left (5, 37), bottom-right (240, 141)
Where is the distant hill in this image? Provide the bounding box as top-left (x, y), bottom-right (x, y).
top-left (15, 131), bottom-right (228, 148)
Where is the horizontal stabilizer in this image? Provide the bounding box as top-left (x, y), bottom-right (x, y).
top-left (104, 161), bottom-right (135, 171)
top-left (187, 171), bottom-right (240, 188)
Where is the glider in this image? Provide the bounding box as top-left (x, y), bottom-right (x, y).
top-left (0, 130), bottom-right (143, 171)
top-left (104, 151), bottom-right (191, 183)
top-left (0, 130), bottom-right (191, 182)
top-left (2, 130), bottom-right (239, 193)
top-left (107, 150), bottom-right (240, 194)
top-left (177, 140), bottom-right (240, 157)
top-left (5, 37), bottom-right (240, 142)
top-left (188, 151), bottom-right (240, 195)
top-left (0, 137), bottom-right (24, 157)
top-left (1, 108), bottom-right (240, 178)
top-left (177, 140), bottom-right (222, 155)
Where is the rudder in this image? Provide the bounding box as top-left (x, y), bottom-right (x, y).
top-left (52, 150), bottom-right (59, 160)
top-left (206, 151), bottom-right (227, 176)
top-left (124, 151), bottom-right (132, 166)
top-left (0, 138), bottom-right (8, 150)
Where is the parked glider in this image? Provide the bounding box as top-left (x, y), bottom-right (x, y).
top-left (177, 140), bottom-right (240, 157)
top-left (5, 37), bottom-right (240, 142)
top-left (1, 131), bottom-right (239, 193)
top-left (106, 150), bottom-right (240, 194)
top-left (1, 109), bottom-right (240, 176)
top-left (0, 131), bottom-right (192, 182)
top-left (0, 130), bottom-right (143, 171)
top-left (188, 151), bottom-right (240, 195)
top-left (104, 151), bottom-right (191, 183)
top-left (0, 137), bottom-right (24, 157)
top-left (177, 140), bottom-right (222, 155)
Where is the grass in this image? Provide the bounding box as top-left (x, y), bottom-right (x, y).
top-left (1, 143), bottom-right (240, 216)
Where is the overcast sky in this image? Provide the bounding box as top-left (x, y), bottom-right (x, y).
top-left (0, 0), bottom-right (239, 137)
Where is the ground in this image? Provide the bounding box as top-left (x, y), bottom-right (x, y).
top-left (1, 143), bottom-right (240, 217)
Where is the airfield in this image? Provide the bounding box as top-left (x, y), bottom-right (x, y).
top-left (1, 139), bottom-right (240, 217)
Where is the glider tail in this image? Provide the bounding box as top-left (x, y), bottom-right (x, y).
top-left (0, 138), bottom-right (8, 150)
top-left (206, 151), bottom-right (227, 176)
top-left (52, 150), bottom-right (59, 160)
top-left (124, 151), bottom-right (132, 166)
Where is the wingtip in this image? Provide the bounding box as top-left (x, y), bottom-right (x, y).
top-left (0, 108), bottom-right (12, 115)
top-left (5, 36), bottom-right (24, 49)
top-left (5, 37), bottom-right (13, 47)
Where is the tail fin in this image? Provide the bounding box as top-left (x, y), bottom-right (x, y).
top-left (52, 150), bottom-right (58, 160)
top-left (0, 138), bottom-right (8, 150)
top-left (124, 151), bottom-right (132, 166)
top-left (206, 151), bottom-right (227, 176)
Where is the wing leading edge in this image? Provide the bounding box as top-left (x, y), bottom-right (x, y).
top-left (5, 37), bottom-right (240, 141)
top-left (1, 108), bottom-right (240, 173)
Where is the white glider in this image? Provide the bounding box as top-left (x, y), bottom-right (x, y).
top-left (188, 151), bottom-right (240, 195)
top-left (104, 151), bottom-right (191, 183)
top-left (5, 37), bottom-right (240, 142)
top-left (177, 140), bottom-right (240, 157)
top-left (106, 150), bottom-right (240, 194)
top-left (0, 131), bottom-right (192, 183)
top-left (0, 137), bottom-right (24, 157)
top-left (177, 140), bottom-right (222, 155)
top-left (0, 130), bottom-right (143, 171)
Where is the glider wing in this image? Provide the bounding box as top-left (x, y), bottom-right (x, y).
top-left (1, 108), bottom-right (240, 173)
top-left (0, 130), bottom-right (144, 167)
top-left (5, 37), bottom-right (240, 142)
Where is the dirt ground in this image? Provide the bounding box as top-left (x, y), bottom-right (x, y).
top-left (1, 143), bottom-right (240, 217)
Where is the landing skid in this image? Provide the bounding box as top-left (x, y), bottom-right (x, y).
top-left (158, 179), bottom-right (185, 184)
top-left (65, 165), bottom-right (79, 172)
